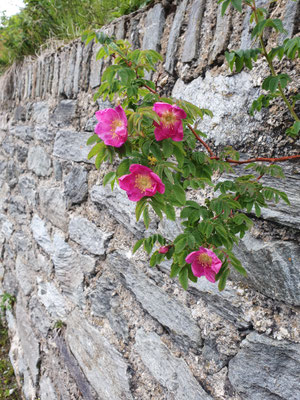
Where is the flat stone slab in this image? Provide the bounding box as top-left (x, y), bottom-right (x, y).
top-left (28, 145), bottom-right (51, 177)
top-left (108, 253), bottom-right (202, 344)
top-left (182, 0), bottom-right (205, 62)
top-left (53, 130), bottom-right (93, 163)
top-left (69, 216), bottom-right (113, 255)
top-left (134, 329), bottom-right (212, 400)
top-left (229, 332), bottom-right (300, 399)
top-left (142, 3), bottom-right (165, 51)
top-left (234, 232), bottom-right (300, 306)
top-left (66, 311), bottom-right (132, 400)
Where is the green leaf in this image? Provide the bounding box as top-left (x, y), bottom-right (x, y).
top-left (218, 268), bottom-right (230, 291)
top-left (221, 0), bottom-right (230, 16)
top-left (231, 0), bottom-right (242, 12)
top-left (162, 140), bottom-right (174, 159)
top-left (179, 266), bottom-right (189, 290)
top-left (173, 184), bottom-right (186, 206)
top-left (88, 142), bottom-right (105, 159)
top-left (165, 203), bottom-right (176, 221)
top-left (132, 239), bottom-right (144, 254)
top-left (136, 198), bottom-right (147, 221)
top-left (174, 236), bottom-right (187, 254)
top-left (103, 171), bottom-right (116, 186)
top-left (170, 263), bottom-right (181, 278)
top-left (86, 134), bottom-right (100, 145)
top-left (116, 159), bottom-right (130, 177)
top-left (143, 206), bottom-right (150, 229)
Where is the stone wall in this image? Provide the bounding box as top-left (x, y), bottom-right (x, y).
top-left (0, 0), bottom-right (300, 399)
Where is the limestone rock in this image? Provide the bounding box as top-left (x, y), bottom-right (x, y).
top-left (165, 0), bottom-right (188, 74)
top-left (134, 329), bottom-right (212, 400)
top-left (28, 146), bottom-right (52, 177)
top-left (229, 332), bottom-right (300, 399)
top-left (91, 184), bottom-right (148, 236)
top-left (234, 232), bottom-right (300, 306)
top-left (39, 186), bottom-right (69, 232)
top-left (108, 253), bottom-right (202, 344)
top-left (66, 311), bottom-right (132, 400)
top-left (50, 100), bottom-right (77, 127)
top-left (30, 214), bottom-right (53, 255)
top-left (53, 130), bottom-right (93, 163)
top-left (37, 279), bottom-right (68, 320)
top-left (182, 0), bottom-right (205, 62)
top-left (69, 216), bottom-right (112, 255)
top-left (142, 4), bottom-right (165, 51)
top-left (64, 166), bottom-right (88, 207)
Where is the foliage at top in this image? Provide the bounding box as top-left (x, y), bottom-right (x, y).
top-left (0, 0), bottom-right (150, 72)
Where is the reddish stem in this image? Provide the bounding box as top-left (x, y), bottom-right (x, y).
top-left (210, 155), bottom-right (300, 164)
top-left (187, 124), bottom-right (215, 157)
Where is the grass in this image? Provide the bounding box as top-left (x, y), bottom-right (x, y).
top-left (0, 319), bottom-right (20, 400)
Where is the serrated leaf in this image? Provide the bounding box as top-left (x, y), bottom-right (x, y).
top-left (103, 171), bottom-right (116, 186)
top-left (136, 198), bottom-right (147, 221)
top-left (179, 266), bottom-right (189, 290)
top-left (143, 206), bottom-right (150, 229)
top-left (170, 263), bottom-right (181, 278)
top-left (86, 134), bottom-right (99, 145)
top-left (88, 142), bottom-right (105, 159)
top-left (132, 239), bottom-right (144, 254)
top-left (218, 268), bottom-right (230, 291)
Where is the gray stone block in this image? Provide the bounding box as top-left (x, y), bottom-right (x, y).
top-left (37, 279), bottom-right (68, 320)
top-left (66, 310), bottom-right (132, 400)
top-left (16, 301), bottom-right (40, 384)
top-left (16, 256), bottom-right (35, 295)
top-left (31, 214), bottom-right (53, 255)
top-left (28, 146), bottom-right (51, 177)
top-left (12, 125), bottom-right (34, 143)
top-left (32, 101), bottom-right (49, 124)
top-left (142, 4), bottom-right (165, 51)
top-left (50, 100), bottom-right (77, 127)
top-left (229, 332), bottom-right (300, 399)
top-left (172, 71), bottom-right (261, 147)
top-left (29, 296), bottom-right (52, 338)
top-left (91, 184), bottom-right (147, 236)
top-left (89, 272), bottom-right (129, 341)
top-left (234, 232), bottom-right (300, 306)
top-left (34, 125), bottom-right (55, 143)
top-left (18, 175), bottom-right (36, 207)
top-left (89, 42), bottom-right (104, 89)
top-left (69, 216), bottom-right (113, 255)
top-left (108, 253), bottom-right (202, 344)
top-left (65, 44), bottom-right (77, 98)
top-left (208, 5), bottom-right (231, 63)
top-left (64, 166), bottom-right (88, 207)
top-left (39, 186), bottom-right (69, 232)
top-left (165, 0), bottom-right (188, 74)
top-left (16, 146), bottom-right (28, 163)
top-left (182, 0), bottom-right (205, 62)
top-left (52, 233), bottom-right (95, 306)
top-left (39, 376), bottom-right (58, 400)
top-left (53, 130), bottom-right (93, 163)
top-left (134, 329), bottom-right (212, 400)
top-left (73, 42), bottom-right (83, 96)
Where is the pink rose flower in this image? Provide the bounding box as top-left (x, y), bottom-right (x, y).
top-left (153, 102), bottom-right (187, 141)
top-left (95, 105), bottom-right (128, 147)
top-left (119, 164), bottom-right (165, 202)
top-left (158, 246), bottom-right (169, 254)
top-left (185, 247), bottom-right (222, 283)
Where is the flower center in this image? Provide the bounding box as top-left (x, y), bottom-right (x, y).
top-left (197, 253), bottom-right (212, 268)
top-left (161, 111), bottom-right (177, 127)
top-left (111, 119), bottom-right (123, 136)
top-left (135, 174), bottom-right (153, 193)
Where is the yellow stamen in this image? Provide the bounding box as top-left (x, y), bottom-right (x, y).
top-left (197, 253), bottom-right (212, 268)
top-left (148, 156), bottom-right (157, 166)
top-left (135, 174), bottom-right (153, 193)
top-left (111, 119), bottom-right (123, 137)
top-left (161, 111), bottom-right (177, 127)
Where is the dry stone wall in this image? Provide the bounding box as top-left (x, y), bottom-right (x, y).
top-left (0, 0), bottom-right (300, 399)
